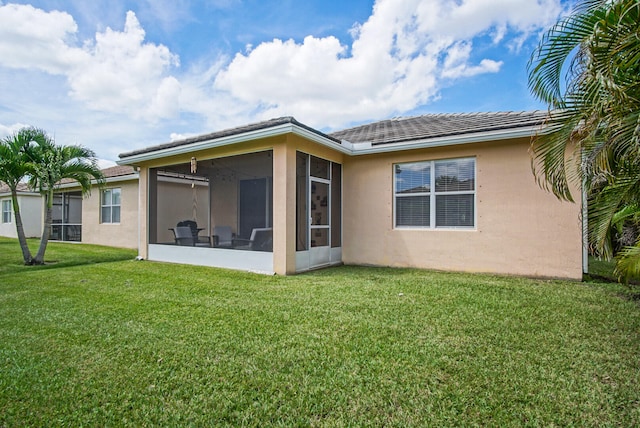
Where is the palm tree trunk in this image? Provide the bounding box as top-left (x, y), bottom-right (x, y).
top-left (34, 191), bottom-right (53, 265)
top-left (11, 190), bottom-right (34, 264)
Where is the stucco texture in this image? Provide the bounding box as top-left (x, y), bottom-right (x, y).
top-left (341, 138), bottom-right (583, 279)
top-left (0, 194), bottom-right (43, 239)
top-left (82, 180), bottom-right (139, 249)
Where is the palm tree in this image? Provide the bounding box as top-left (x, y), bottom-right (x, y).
top-left (528, 0), bottom-right (640, 281)
top-left (0, 128), bottom-right (50, 264)
top-left (26, 139), bottom-right (105, 265)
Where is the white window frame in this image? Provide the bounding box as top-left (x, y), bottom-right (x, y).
top-left (394, 157), bottom-right (476, 229)
top-left (101, 188), bottom-right (121, 224)
top-left (2, 199), bottom-right (11, 224)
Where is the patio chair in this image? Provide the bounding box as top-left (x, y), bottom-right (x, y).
top-left (233, 227), bottom-right (273, 252)
top-left (213, 226), bottom-right (235, 248)
top-left (177, 219), bottom-right (211, 246)
top-left (172, 226), bottom-right (195, 246)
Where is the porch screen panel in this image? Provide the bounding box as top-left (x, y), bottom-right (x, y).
top-left (310, 156), bottom-right (329, 179)
top-left (239, 178), bottom-right (269, 239)
top-left (331, 162), bottom-right (341, 248)
top-left (68, 194), bottom-right (83, 224)
top-left (52, 194), bottom-right (63, 224)
top-left (296, 152), bottom-right (308, 251)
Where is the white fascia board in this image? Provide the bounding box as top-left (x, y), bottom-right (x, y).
top-left (55, 173), bottom-right (139, 190)
top-left (118, 124), bottom-right (351, 166)
top-left (0, 191), bottom-right (40, 197)
top-left (117, 123), bottom-right (545, 165)
top-left (348, 126), bottom-right (541, 155)
top-left (289, 126), bottom-right (351, 154)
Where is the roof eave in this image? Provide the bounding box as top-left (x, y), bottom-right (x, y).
top-left (55, 173), bottom-right (140, 190)
top-left (118, 121), bottom-right (547, 166)
top-left (0, 191), bottom-right (40, 197)
top-left (347, 125), bottom-right (543, 155)
top-left (118, 123), bottom-right (350, 166)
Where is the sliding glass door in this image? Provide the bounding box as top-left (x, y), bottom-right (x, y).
top-left (296, 153), bottom-right (341, 271)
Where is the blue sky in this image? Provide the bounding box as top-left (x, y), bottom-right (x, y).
top-left (0, 0), bottom-right (570, 165)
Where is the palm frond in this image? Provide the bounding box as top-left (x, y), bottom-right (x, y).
top-left (615, 244), bottom-right (640, 283)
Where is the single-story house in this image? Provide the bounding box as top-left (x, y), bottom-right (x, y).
top-left (117, 111), bottom-right (584, 279)
top-left (0, 165), bottom-right (212, 250)
top-left (51, 165), bottom-right (141, 248)
top-left (0, 166), bottom-right (140, 248)
top-left (0, 182), bottom-right (43, 239)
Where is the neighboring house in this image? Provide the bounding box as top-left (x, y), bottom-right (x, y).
top-left (0, 182), bottom-right (43, 239)
top-left (117, 111), bottom-right (584, 279)
top-left (53, 165), bottom-right (140, 249)
top-left (0, 166), bottom-right (144, 249)
top-left (0, 164), bottom-right (213, 251)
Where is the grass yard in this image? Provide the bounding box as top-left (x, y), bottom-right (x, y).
top-left (0, 238), bottom-right (639, 426)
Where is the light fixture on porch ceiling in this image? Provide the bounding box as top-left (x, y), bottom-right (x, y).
top-left (190, 157), bottom-right (197, 174)
top-left (191, 156), bottom-right (198, 221)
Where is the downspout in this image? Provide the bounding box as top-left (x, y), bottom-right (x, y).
top-left (581, 150), bottom-right (588, 277)
top-left (137, 167), bottom-right (142, 259)
top-left (582, 181), bottom-right (588, 276)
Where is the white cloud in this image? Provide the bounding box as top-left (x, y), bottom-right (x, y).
top-left (97, 159), bottom-right (117, 169)
top-left (0, 5), bottom-right (180, 121)
top-left (0, 122), bottom-right (31, 139)
top-left (67, 11), bottom-right (180, 119)
top-left (0, 4), bottom-right (84, 74)
top-left (213, 0), bottom-right (564, 128)
top-left (0, 0), bottom-right (566, 160)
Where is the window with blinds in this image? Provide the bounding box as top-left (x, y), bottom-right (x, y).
top-left (394, 158), bottom-right (475, 228)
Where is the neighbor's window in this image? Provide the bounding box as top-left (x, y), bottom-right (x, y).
top-left (101, 188), bottom-right (121, 223)
top-left (394, 158), bottom-right (475, 228)
top-left (2, 200), bottom-right (11, 223)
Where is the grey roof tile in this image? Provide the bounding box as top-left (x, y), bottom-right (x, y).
top-left (119, 116), bottom-right (340, 159)
top-left (329, 111), bottom-right (548, 145)
top-left (118, 111), bottom-right (548, 161)
top-left (101, 165), bottom-right (136, 178)
top-left (57, 165), bottom-right (137, 185)
top-left (1, 166), bottom-right (137, 194)
top-left (0, 182), bottom-right (33, 194)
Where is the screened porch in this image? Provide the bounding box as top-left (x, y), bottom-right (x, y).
top-left (146, 151), bottom-right (275, 272)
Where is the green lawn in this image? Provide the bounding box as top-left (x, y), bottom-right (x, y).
top-left (1, 238), bottom-right (639, 426)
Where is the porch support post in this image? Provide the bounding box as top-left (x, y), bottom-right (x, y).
top-left (137, 167), bottom-right (153, 260)
top-left (272, 141), bottom-right (296, 275)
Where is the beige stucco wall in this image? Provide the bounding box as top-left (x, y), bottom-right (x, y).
top-left (129, 133), bottom-right (582, 278)
top-left (81, 179), bottom-right (139, 249)
top-left (0, 194), bottom-right (43, 238)
top-left (342, 137), bottom-right (583, 279)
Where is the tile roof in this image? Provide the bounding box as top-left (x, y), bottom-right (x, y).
top-left (57, 165), bottom-right (137, 185)
top-left (119, 116), bottom-right (340, 159)
top-left (0, 182), bottom-right (33, 194)
top-left (101, 165), bottom-right (136, 178)
top-left (118, 110), bottom-right (548, 161)
top-left (329, 111), bottom-right (548, 145)
top-left (1, 166), bottom-right (137, 194)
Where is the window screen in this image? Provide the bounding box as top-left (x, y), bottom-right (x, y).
top-left (101, 188), bottom-right (121, 223)
top-left (395, 158), bottom-right (475, 228)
